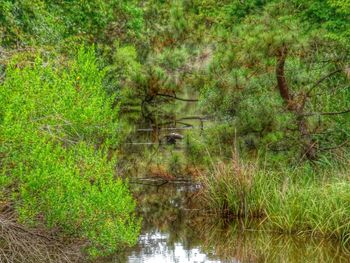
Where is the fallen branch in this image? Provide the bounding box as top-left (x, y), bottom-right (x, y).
top-left (129, 177), bottom-right (194, 186)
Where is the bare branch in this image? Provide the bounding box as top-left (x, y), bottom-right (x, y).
top-left (0, 214), bottom-right (82, 263)
top-left (303, 108), bottom-right (350, 117)
top-left (156, 93), bottom-right (198, 102)
top-left (306, 68), bottom-right (343, 97)
top-left (320, 140), bottom-right (349, 151)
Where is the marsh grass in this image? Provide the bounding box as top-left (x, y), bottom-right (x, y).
top-left (265, 179), bottom-right (350, 243)
top-left (200, 154), bottom-right (272, 218)
top-left (200, 154), bottom-right (350, 244)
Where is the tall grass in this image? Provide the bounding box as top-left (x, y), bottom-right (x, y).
top-left (266, 179), bottom-right (350, 242)
top-left (201, 154), bottom-right (278, 218)
top-left (200, 155), bottom-right (350, 244)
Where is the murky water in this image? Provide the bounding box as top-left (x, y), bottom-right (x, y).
top-left (102, 183), bottom-right (350, 263)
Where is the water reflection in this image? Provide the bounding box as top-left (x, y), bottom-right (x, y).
top-left (127, 231), bottom-right (223, 263)
top-left (106, 183), bottom-right (350, 263)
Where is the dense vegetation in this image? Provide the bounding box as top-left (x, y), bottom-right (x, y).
top-left (0, 0), bottom-right (349, 260)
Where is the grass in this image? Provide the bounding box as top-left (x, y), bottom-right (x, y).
top-left (199, 154), bottom-right (350, 244)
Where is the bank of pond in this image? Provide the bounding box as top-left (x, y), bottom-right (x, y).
top-left (2, 168), bottom-right (350, 263)
top-left (107, 182), bottom-right (350, 263)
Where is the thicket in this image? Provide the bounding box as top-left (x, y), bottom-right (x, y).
top-left (195, 1), bottom-right (350, 162)
top-left (0, 0), bottom-right (143, 47)
top-left (0, 48), bottom-right (140, 257)
top-left (0, 0), bottom-right (147, 259)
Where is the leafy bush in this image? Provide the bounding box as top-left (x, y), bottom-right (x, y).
top-left (0, 47), bottom-right (140, 256)
top-left (0, 0), bottom-right (143, 46)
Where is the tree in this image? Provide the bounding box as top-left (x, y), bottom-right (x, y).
top-left (201, 1), bottom-right (350, 160)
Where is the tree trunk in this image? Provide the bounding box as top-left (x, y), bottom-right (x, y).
top-left (276, 47), bottom-right (317, 160)
top-left (276, 47), bottom-right (292, 103)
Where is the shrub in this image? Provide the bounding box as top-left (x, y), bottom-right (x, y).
top-left (0, 0), bottom-right (144, 46)
top-left (0, 47), bottom-right (140, 256)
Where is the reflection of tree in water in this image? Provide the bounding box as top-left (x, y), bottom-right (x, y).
top-left (133, 184), bottom-right (200, 245)
top-left (112, 184), bottom-right (350, 263)
top-left (110, 183), bottom-right (213, 262)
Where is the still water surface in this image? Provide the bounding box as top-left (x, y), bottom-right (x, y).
top-left (105, 183), bottom-right (350, 263)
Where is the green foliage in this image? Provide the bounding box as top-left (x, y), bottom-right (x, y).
top-left (0, 0), bottom-right (144, 46)
top-left (169, 0), bottom-right (188, 39)
top-left (1, 0), bottom-right (349, 253)
top-left (0, 47), bottom-right (140, 256)
top-left (266, 179), bottom-right (350, 239)
top-left (167, 151), bottom-right (183, 176)
top-left (201, 157), bottom-right (276, 217)
top-left (112, 43), bottom-right (142, 83)
top-left (184, 132), bottom-right (207, 164)
top-left (197, 0), bottom-right (350, 161)
top-left (292, 0), bottom-right (350, 45)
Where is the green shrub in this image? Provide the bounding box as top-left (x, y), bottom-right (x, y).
top-left (0, 47), bottom-right (140, 257)
top-left (0, 0), bottom-right (144, 46)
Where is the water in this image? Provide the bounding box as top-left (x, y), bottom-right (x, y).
top-left (104, 183), bottom-right (350, 263)
top-left (127, 232), bottom-right (222, 263)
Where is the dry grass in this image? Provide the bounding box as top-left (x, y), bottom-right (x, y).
top-left (147, 164), bottom-right (175, 180)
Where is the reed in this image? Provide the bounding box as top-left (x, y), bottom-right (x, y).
top-left (200, 156), bottom-right (350, 244)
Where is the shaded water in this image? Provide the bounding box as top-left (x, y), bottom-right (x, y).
top-left (102, 183), bottom-right (350, 263)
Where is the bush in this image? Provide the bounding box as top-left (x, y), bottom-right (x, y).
top-left (0, 0), bottom-right (144, 46)
top-left (0, 47), bottom-right (140, 256)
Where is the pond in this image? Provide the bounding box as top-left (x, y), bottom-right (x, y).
top-left (103, 183), bottom-right (350, 263)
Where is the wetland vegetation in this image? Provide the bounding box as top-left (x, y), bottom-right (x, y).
top-left (0, 0), bottom-right (349, 262)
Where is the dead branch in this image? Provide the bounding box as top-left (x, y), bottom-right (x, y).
top-left (155, 93), bottom-right (198, 102)
top-left (303, 108), bottom-right (350, 117)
